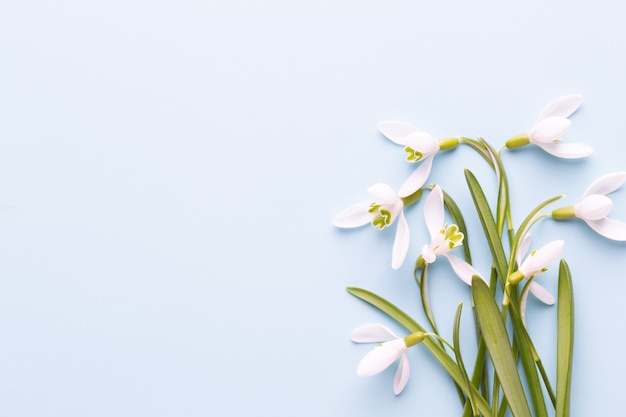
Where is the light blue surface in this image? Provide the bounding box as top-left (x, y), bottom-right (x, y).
top-left (1, 1), bottom-right (625, 416)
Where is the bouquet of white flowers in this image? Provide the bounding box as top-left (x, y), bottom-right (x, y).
top-left (332, 95), bottom-right (626, 417)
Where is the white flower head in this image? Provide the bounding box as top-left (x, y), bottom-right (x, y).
top-left (419, 185), bottom-right (482, 285)
top-left (515, 234), bottom-right (557, 322)
top-left (351, 323), bottom-right (424, 395)
top-left (507, 95), bottom-right (593, 158)
top-left (378, 121), bottom-right (458, 198)
top-left (332, 183), bottom-right (410, 269)
top-left (511, 238), bottom-right (564, 287)
top-left (567, 172), bottom-right (626, 241)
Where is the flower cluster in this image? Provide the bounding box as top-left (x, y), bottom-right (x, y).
top-left (332, 96), bottom-right (625, 413)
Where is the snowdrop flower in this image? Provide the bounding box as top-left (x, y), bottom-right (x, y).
top-left (509, 239), bottom-right (564, 286)
top-left (552, 172), bottom-right (626, 241)
top-left (505, 94), bottom-right (593, 158)
top-left (378, 121), bottom-right (459, 197)
top-left (351, 323), bottom-right (425, 395)
top-left (332, 183), bottom-right (410, 269)
top-left (515, 234), bottom-right (557, 322)
top-left (419, 185), bottom-right (482, 285)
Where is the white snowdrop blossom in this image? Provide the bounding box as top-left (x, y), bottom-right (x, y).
top-left (553, 172), bottom-right (626, 241)
top-left (332, 183), bottom-right (410, 269)
top-left (378, 121), bottom-right (458, 197)
top-left (351, 323), bottom-right (425, 395)
top-left (506, 94), bottom-right (593, 158)
top-left (420, 185), bottom-right (482, 285)
top-left (515, 234), bottom-right (557, 322)
top-left (510, 239), bottom-right (564, 287)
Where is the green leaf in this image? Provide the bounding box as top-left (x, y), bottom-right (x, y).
top-left (347, 287), bottom-right (492, 417)
top-left (453, 302), bottom-right (478, 416)
top-left (418, 265), bottom-right (439, 334)
top-left (507, 286), bottom-right (549, 417)
top-left (471, 277), bottom-right (532, 417)
top-left (556, 260), bottom-right (574, 417)
top-left (464, 169), bottom-right (509, 285)
top-left (477, 137), bottom-right (510, 234)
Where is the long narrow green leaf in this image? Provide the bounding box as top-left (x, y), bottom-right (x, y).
top-left (508, 303), bottom-right (549, 417)
top-left (471, 277), bottom-right (532, 417)
top-left (556, 260), bottom-right (574, 417)
top-left (464, 169), bottom-right (509, 284)
top-left (347, 287), bottom-right (492, 416)
top-left (453, 303), bottom-right (477, 416)
top-left (418, 265), bottom-right (440, 334)
top-left (478, 137), bottom-right (509, 234)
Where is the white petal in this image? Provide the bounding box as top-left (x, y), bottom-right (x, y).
top-left (519, 240), bottom-right (564, 277)
top-left (574, 194), bottom-right (613, 221)
top-left (391, 210), bottom-right (410, 270)
top-left (443, 254), bottom-right (482, 286)
top-left (536, 94), bottom-right (583, 122)
top-left (528, 117), bottom-right (572, 144)
top-left (584, 218), bottom-right (626, 241)
top-left (357, 339), bottom-right (407, 377)
top-left (368, 183), bottom-right (398, 204)
top-left (421, 244), bottom-right (436, 264)
top-left (516, 233), bottom-right (532, 266)
top-left (398, 156), bottom-right (434, 198)
top-left (378, 120), bottom-right (420, 145)
top-left (536, 142), bottom-right (594, 159)
top-left (351, 323), bottom-right (398, 343)
top-left (404, 132), bottom-right (439, 156)
top-left (529, 281), bottom-right (555, 305)
top-left (332, 202), bottom-right (372, 228)
top-left (583, 172), bottom-right (626, 198)
top-left (424, 185), bottom-right (444, 240)
top-left (393, 354), bottom-right (410, 395)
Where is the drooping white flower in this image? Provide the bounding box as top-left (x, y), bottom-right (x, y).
top-left (332, 183), bottom-right (410, 269)
top-left (420, 185), bottom-right (482, 285)
top-left (506, 95), bottom-right (593, 158)
top-left (378, 121), bottom-right (458, 197)
top-left (510, 238), bottom-right (564, 286)
top-left (515, 234), bottom-right (557, 322)
top-left (351, 323), bottom-right (424, 395)
top-left (553, 172), bottom-right (626, 241)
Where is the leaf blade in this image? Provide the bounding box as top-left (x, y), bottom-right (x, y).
top-left (471, 277), bottom-right (532, 417)
top-left (556, 260), bottom-right (574, 417)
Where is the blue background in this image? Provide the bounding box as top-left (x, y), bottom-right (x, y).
top-left (1, 1), bottom-right (625, 416)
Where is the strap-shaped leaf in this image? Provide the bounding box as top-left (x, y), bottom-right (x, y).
top-left (507, 290), bottom-right (549, 417)
top-left (347, 287), bottom-right (492, 416)
top-left (471, 277), bottom-right (532, 417)
top-left (464, 169), bottom-right (509, 284)
top-left (453, 302), bottom-right (477, 416)
top-left (556, 260), bottom-right (574, 417)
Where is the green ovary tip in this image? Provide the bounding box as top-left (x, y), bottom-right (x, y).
top-left (505, 133), bottom-right (530, 149)
top-left (552, 206), bottom-right (576, 219)
top-left (404, 332), bottom-right (425, 347)
top-left (438, 137), bottom-right (459, 151)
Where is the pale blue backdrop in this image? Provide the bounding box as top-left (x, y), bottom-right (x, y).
top-left (1, 1), bottom-right (625, 416)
